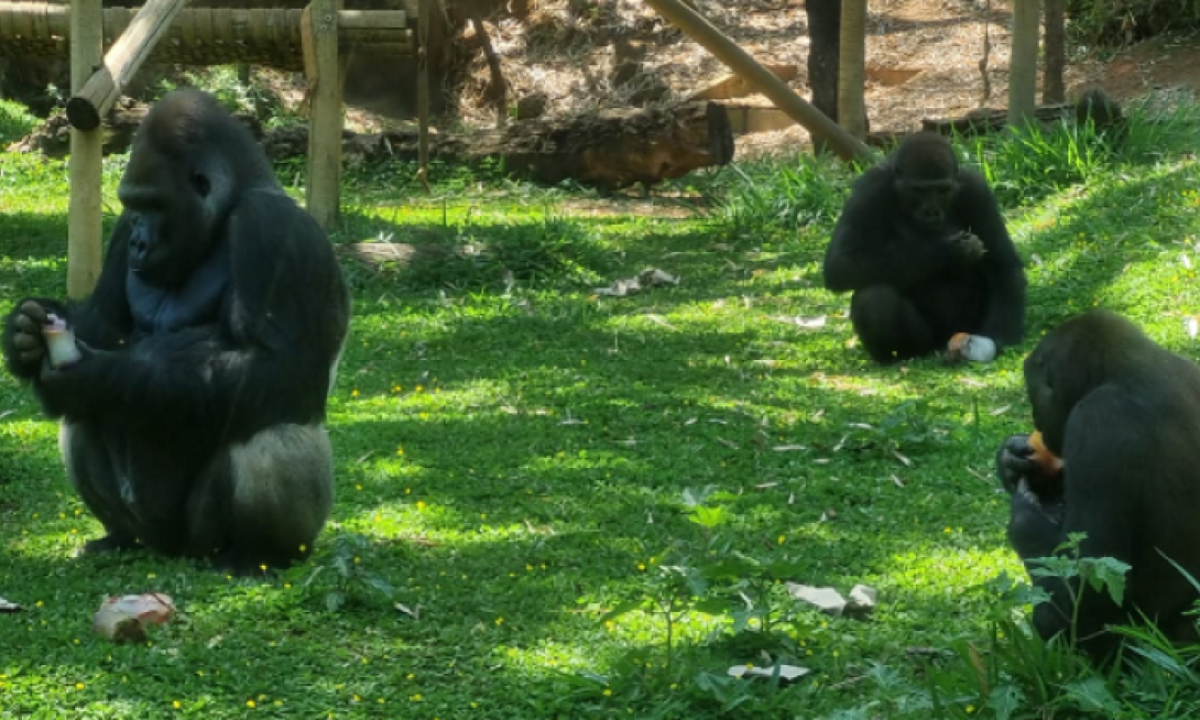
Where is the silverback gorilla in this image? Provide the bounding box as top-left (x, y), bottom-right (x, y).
top-left (997, 310), bottom-right (1200, 661)
top-left (824, 133), bottom-right (1026, 363)
top-left (1, 89), bottom-right (350, 574)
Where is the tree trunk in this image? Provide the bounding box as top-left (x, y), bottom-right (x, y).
top-left (1042, 0), bottom-right (1065, 103)
top-left (805, 0), bottom-right (840, 153)
top-left (1008, 0), bottom-right (1041, 126)
top-left (838, 0), bottom-right (867, 139)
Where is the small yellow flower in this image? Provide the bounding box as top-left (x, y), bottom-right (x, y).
top-left (396, 447), bottom-right (404, 456)
top-left (495, 617), bottom-right (504, 626)
top-left (416, 500), bottom-right (426, 510)
top-left (351, 389), bottom-right (360, 398)
top-left (172, 701), bottom-right (181, 709)
top-left (246, 699), bottom-right (256, 708)
top-left (409, 693), bottom-right (423, 702)
top-left (76, 683), bottom-right (85, 690)
top-left (602, 688), bottom-right (612, 696)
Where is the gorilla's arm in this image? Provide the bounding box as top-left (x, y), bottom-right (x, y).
top-left (2, 224), bottom-right (135, 385)
top-left (956, 170), bottom-right (1026, 345)
top-left (823, 167), bottom-right (972, 293)
top-left (1008, 390), bottom-right (1140, 655)
top-left (32, 192), bottom-right (349, 441)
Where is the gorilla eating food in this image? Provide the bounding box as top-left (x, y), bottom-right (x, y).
top-left (823, 132), bottom-right (1027, 363)
top-left (2, 89), bottom-right (350, 574)
top-left (997, 310), bottom-right (1200, 661)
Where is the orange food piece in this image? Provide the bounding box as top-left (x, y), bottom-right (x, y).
top-left (1028, 431), bottom-right (1064, 476)
top-left (947, 332), bottom-right (971, 354)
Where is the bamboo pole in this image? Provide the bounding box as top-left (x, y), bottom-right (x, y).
top-left (66, 0), bottom-right (188, 131)
top-left (304, 0), bottom-right (343, 229)
top-left (642, 0), bottom-right (874, 163)
top-left (67, 0), bottom-right (104, 298)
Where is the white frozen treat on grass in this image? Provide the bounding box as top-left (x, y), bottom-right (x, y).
top-left (946, 333), bottom-right (997, 363)
top-left (42, 314), bottom-right (82, 368)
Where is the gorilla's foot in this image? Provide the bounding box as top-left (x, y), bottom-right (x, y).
top-left (78, 534), bottom-right (140, 556)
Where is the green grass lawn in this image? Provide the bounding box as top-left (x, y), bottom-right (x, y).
top-left (6, 96), bottom-right (1200, 718)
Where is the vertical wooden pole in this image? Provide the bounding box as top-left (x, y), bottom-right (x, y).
top-left (416, 0), bottom-right (430, 191)
top-left (1008, 0), bottom-right (1041, 126)
top-left (1042, 0), bottom-right (1066, 104)
top-left (68, 0), bottom-right (105, 298)
top-left (306, 0), bottom-right (343, 230)
top-left (837, 0), bottom-right (867, 139)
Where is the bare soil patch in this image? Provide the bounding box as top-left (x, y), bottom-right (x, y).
top-left (448, 0), bottom-right (1200, 157)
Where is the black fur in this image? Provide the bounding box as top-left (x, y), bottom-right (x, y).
top-left (996, 310), bottom-right (1200, 661)
top-left (2, 89), bottom-right (350, 573)
top-left (823, 132), bottom-right (1026, 362)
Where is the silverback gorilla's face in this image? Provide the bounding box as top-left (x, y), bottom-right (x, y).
top-left (118, 107), bottom-right (231, 288)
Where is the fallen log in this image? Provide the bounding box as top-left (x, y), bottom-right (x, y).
top-left (920, 102), bottom-right (1075, 136)
top-left (11, 100), bottom-right (734, 188)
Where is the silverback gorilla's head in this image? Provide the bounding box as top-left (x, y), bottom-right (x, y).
top-left (891, 132), bottom-right (961, 230)
top-left (118, 90), bottom-right (273, 288)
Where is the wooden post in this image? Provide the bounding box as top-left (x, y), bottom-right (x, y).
top-left (304, 0), bottom-right (343, 230)
top-left (1008, 0), bottom-right (1041, 126)
top-left (837, 0), bottom-right (867, 139)
top-left (68, 0), bottom-right (105, 299)
top-left (66, 0), bottom-right (188, 131)
top-left (416, 0), bottom-right (430, 191)
top-left (641, 0), bottom-right (873, 162)
top-left (1042, 0), bottom-right (1065, 104)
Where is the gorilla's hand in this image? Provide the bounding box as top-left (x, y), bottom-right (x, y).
top-left (1008, 477), bottom-right (1065, 561)
top-left (996, 433), bottom-right (1040, 494)
top-left (950, 231), bottom-right (986, 264)
top-left (2, 300), bottom-right (53, 379)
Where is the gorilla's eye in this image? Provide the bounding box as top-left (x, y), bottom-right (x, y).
top-left (191, 172), bottom-right (212, 198)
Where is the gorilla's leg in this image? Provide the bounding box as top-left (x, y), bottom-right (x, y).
top-left (60, 421), bottom-right (143, 554)
top-left (850, 285), bottom-right (937, 362)
top-left (186, 424), bottom-right (335, 574)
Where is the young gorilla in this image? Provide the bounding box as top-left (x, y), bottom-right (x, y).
top-left (824, 133), bottom-right (1026, 363)
top-left (997, 310), bottom-right (1200, 662)
top-left (1, 89), bottom-right (350, 574)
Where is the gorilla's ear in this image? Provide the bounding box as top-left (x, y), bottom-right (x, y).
top-left (193, 158), bottom-right (233, 218)
top-left (191, 172), bottom-right (212, 199)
